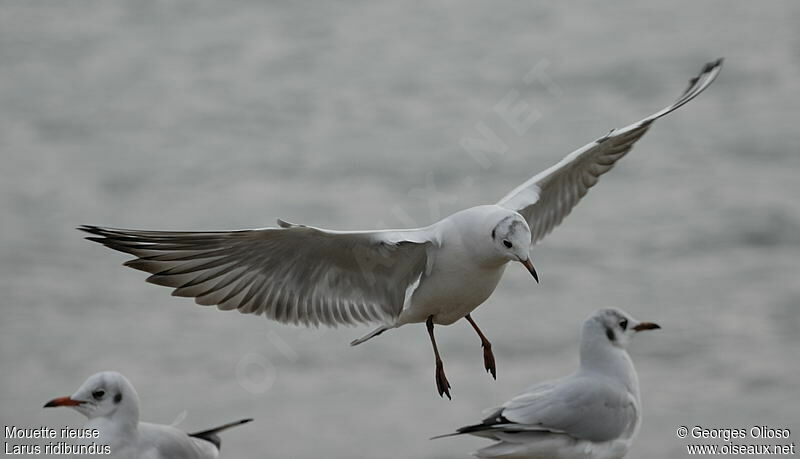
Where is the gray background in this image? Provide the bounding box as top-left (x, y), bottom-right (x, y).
top-left (2, 1), bottom-right (798, 458)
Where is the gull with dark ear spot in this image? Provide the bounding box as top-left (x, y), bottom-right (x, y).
top-left (79, 59), bottom-right (719, 399)
top-left (44, 371), bottom-right (252, 459)
top-left (433, 308), bottom-right (660, 459)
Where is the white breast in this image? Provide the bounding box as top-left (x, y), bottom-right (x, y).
top-left (397, 260), bottom-right (507, 326)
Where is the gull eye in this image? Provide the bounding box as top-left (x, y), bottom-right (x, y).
top-left (92, 390), bottom-right (105, 400)
top-left (619, 319), bottom-right (628, 330)
top-left (503, 240), bottom-right (513, 248)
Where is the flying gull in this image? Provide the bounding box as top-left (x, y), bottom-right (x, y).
top-left (80, 59), bottom-right (721, 398)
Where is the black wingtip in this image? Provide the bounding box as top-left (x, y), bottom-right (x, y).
top-left (78, 225), bottom-right (107, 238)
top-left (189, 418), bottom-right (254, 451)
top-left (430, 431), bottom-right (462, 440)
top-left (708, 57), bottom-right (724, 70)
top-left (454, 423), bottom-right (492, 435)
top-left (189, 418), bottom-right (254, 437)
top-left (697, 58), bottom-right (724, 80)
top-left (673, 58), bottom-right (724, 105)
top-left (699, 58), bottom-right (724, 74)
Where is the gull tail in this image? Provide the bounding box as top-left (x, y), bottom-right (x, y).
top-left (350, 325), bottom-right (392, 346)
top-left (189, 418), bottom-right (253, 450)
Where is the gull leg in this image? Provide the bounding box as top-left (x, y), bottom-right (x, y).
top-left (427, 316), bottom-right (451, 399)
top-left (465, 314), bottom-right (496, 379)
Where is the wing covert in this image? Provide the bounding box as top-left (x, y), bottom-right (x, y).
top-left (497, 376), bottom-right (638, 442)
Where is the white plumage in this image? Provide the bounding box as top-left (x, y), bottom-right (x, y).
top-left (81, 59), bottom-right (721, 397)
top-left (433, 308), bottom-right (661, 459)
top-left (44, 371), bottom-right (252, 459)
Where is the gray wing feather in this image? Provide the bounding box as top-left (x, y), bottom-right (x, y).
top-left (497, 376), bottom-right (637, 442)
top-left (80, 224), bottom-right (434, 328)
top-left (498, 59), bottom-right (723, 244)
top-left (137, 422), bottom-right (219, 459)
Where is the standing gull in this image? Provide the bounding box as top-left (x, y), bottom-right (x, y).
top-left (433, 308), bottom-right (660, 459)
top-left (44, 371), bottom-right (252, 459)
top-left (80, 59), bottom-right (721, 398)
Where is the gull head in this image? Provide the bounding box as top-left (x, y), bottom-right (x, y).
top-left (584, 308), bottom-right (660, 350)
top-left (490, 213), bottom-right (537, 282)
top-left (44, 371), bottom-right (140, 421)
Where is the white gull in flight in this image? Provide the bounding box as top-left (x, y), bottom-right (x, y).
top-left (80, 59), bottom-right (721, 398)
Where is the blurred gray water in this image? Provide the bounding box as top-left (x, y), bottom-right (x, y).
top-left (1, 2), bottom-right (799, 458)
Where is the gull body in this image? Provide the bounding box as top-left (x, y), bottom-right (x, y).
top-left (434, 308), bottom-right (660, 459)
top-left (397, 205), bottom-right (521, 327)
top-left (80, 60), bottom-right (721, 397)
top-left (44, 371), bottom-right (252, 459)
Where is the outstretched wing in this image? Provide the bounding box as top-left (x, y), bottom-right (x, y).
top-left (498, 59), bottom-right (723, 244)
top-left (80, 222), bottom-right (436, 328)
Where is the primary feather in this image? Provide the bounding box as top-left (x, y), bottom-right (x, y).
top-left (498, 58), bottom-right (723, 244)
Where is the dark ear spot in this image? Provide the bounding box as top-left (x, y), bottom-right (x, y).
top-left (605, 327), bottom-right (615, 341)
top-left (491, 228), bottom-right (496, 239)
top-left (114, 393), bottom-right (122, 404)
